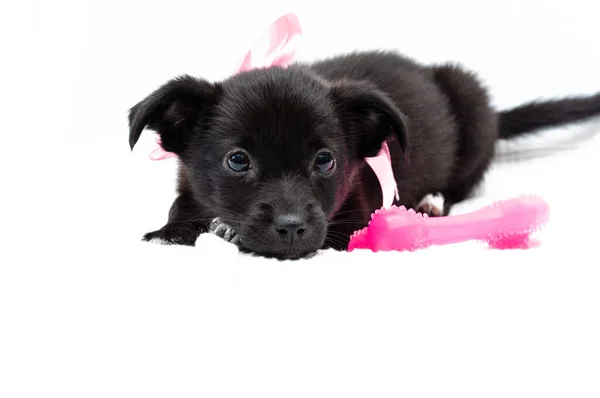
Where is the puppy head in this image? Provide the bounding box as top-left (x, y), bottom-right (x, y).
top-left (129, 67), bottom-right (408, 259)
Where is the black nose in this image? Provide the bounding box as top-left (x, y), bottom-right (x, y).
top-left (273, 214), bottom-right (307, 243)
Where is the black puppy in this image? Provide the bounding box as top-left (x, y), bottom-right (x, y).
top-left (128, 50), bottom-right (600, 259)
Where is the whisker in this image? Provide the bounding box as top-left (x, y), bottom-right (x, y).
top-left (326, 230), bottom-right (352, 239)
top-left (330, 209), bottom-right (367, 216)
top-left (324, 235), bottom-right (349, 248)
top-left (328, 219), bottom-right (368, 225)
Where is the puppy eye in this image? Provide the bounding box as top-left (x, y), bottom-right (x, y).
top-left (314, 152), bottom-right (335, 174)
top-left (227, 151), bottom-right (251, 173)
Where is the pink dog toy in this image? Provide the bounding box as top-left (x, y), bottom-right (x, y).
top-left (348, 195), bottom-right (550, 252)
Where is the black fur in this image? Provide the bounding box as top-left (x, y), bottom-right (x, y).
top-left (128, 50), bottom-right (600, 259)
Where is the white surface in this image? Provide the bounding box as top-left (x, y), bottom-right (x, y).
top-left (1, 0), bottom-right (600, 397)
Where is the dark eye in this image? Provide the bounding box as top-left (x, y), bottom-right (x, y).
top-left (227, 151), bottom-right (251, 173)
top-left (314, 152), bottom-right (335, 174)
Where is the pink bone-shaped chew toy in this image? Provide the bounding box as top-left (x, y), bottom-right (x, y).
top-left (348, 195), bottom-right (550, 252)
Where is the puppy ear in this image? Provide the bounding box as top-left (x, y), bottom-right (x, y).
top-left (128, 75), bottom-right (220, 155)
top-left (331, 81), bottom-right (409, 159)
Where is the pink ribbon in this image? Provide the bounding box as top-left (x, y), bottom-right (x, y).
top-left (365, 143), bottom-right (400, 207)
top-left (148, 13), bottom-right (398, 207)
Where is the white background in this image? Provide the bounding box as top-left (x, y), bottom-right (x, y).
top-left (1, 0), bottom-right (599, 397)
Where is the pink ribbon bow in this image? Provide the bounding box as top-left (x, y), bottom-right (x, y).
top-left (148, 13), bottom-right (398, 207)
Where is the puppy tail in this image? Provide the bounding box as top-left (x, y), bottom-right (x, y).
top-left (498, 92), bottom-right (600, 139)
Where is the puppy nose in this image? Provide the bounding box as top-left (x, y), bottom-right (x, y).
top-left (274, 214), bottom-right (307, 243)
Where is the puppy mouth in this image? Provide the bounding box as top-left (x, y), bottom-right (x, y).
top-left (241, 248), bottom-right (319, 261)
top-left (208, 217), bottom-right (319, 260)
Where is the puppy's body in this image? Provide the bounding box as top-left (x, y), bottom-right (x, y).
top-left (309, 52), bottom-right (494, 218)
top-left (129, 50), bottom-right (600, 259)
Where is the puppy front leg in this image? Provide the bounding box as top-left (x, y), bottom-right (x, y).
top-left (142, 193), bottom-right (210, 246)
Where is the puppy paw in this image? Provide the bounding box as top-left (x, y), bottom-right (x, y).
top-left (416, 192), bottom-right (445, 217)
top-left (208, 217), bottom-right (241, 245)
top-left (143, 224), bottom-right (200, 246)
